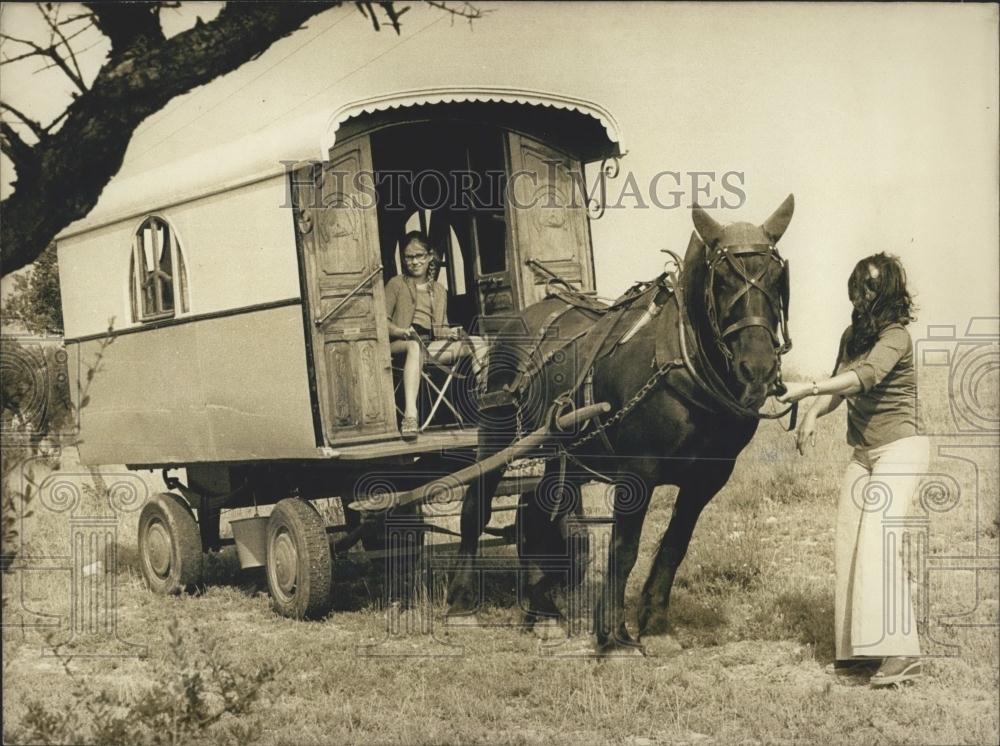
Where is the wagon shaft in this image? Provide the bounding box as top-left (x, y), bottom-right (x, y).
top-left (348, 402), bottom-right (611, 512)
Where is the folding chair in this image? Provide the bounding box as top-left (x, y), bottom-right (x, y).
top-left (392, 331), bottom-right (489, 432)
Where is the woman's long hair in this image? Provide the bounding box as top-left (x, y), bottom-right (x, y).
top-left (846, 252), bottom-right (917, 358)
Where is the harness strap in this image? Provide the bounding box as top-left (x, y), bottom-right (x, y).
top-left (720, 315), bottom-right (778, 340)
top-left (506, 305), bottom-right (578, 396)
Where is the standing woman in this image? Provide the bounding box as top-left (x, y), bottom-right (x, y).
top-left (384, 231), bottom-right (449, 440)
top-left (778, 252), bottom-right (928, 688)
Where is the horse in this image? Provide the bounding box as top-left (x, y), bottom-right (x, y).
top-left (446, 195), bottom-right (795, 653)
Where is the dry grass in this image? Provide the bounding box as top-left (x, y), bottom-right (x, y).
top-left (2, 378), bottom-right (998, 745)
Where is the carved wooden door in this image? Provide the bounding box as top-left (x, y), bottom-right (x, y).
top-left (506, 133), bottom-right (595, 308)
top-left (293, 136), bottom-right (396, 443)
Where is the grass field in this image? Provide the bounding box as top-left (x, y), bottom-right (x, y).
top-left (2, 367), bottom-right (998, 745)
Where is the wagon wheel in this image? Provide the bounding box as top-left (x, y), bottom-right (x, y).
top-left (138, 492), bottom-right (204, 594)
top-left (266, 498), bottom-right (332, 619)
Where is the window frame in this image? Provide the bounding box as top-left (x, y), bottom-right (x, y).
top-left (129, 215), bottom-right (189, 323)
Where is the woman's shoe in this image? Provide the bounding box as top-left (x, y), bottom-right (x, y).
top-left (869, 657), bottom-right (922, 688)
top-left (400, 416), bottom-right (419, 441)
top-left (824, 659), bottom-right (881, 677)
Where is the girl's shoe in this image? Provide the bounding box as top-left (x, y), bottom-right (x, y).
top-left (400, 416), bottom-right (419, 441)
top-left (869, 657), bottom-right (922, 688)
top-left (824, 659), bottom-right (881, 677)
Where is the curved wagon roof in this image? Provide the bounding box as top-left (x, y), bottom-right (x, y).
top-left (323, 86), bottom-right (623, 155)
top-left (61, 86), bottom-right (622, 238)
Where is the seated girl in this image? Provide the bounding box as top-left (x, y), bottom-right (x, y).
top-left (384, 231), bottom-right (454, 440)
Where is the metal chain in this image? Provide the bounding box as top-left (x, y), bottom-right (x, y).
top-left (562, 359), bottom-right (679, 453)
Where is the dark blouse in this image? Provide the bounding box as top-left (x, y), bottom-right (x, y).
top-left (833, 323), bottom-right (923, 449)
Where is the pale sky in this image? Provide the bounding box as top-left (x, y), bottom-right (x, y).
top-left (2, 2), bottom-right (997, 374)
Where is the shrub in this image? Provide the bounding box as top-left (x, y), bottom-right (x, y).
top-left (13, 619), bottom-right (278, 746)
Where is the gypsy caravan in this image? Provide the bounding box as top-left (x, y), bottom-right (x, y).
top-left (56, 86), bottom-right (624, 617)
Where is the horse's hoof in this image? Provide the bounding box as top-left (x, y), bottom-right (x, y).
top-left (641, 633), bottom-right (683, 657)
top-left (444, 612), bottom-right (482, 629)
top-left (595, 638), bottom-right (646, 658)
top-left (532, 617), bottom-right (566, 641)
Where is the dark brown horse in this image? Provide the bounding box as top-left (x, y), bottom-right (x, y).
top-left (446, 195), bottom-right (795, 653)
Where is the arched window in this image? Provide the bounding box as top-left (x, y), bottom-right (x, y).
top-left (130, 216), bottom-right (188, 322)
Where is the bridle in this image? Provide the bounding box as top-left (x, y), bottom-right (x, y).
top-left (703, 241), bottom-right (792, 366)
top-left (676, 240), bottom-right (797, 426)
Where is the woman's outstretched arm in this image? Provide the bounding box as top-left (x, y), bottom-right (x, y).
top-left (779, 369), bottom-right (864, 404)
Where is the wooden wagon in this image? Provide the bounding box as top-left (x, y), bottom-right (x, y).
top-left (56, 87), bottom-right (624, 617)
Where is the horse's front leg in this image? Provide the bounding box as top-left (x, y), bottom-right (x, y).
top-left (636, 463), bottom-right (735, 640)
top-left (517, 467), bottom-right (582, 631)
top-left (594, 475), bottom-right (653, 653)
top-left (446, 467), bottom-right (504, 616)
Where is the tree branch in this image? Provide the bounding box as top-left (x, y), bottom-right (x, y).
top-left (83, 1), bottom-right (164, 54)
top-left (0, 31), bottom-right (50, 64)
top-left (378, 1), bottom-right (410, 33)
top-left (355, 1), bottom-right (416, 34)
top-left (1, 1), bottom-right (344, 276)
top-left (0, 27), bottom-right (87, 94)
top-left (424, 1), bottom-right (486, 22)
top-left (0, 101), bottom-right (45, 140)
top-left (0, 0), bottom-right (483, 277)
top-left (0, 121), bottom-right (36, 172)
top-left (39, 4), bottom-right (88, 87)
top-left (57, 11), bottom-right (98, 28)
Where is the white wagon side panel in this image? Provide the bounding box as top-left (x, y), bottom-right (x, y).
top-left (59, 175), bottom-right (300, 339)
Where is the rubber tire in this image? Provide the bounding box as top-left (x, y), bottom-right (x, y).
top-left (266, 498), bottom-right (332, 619)
top-left (138, 492), bottom-right (204, 594)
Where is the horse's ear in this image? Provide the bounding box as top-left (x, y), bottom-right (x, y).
top-left (683, 230), bottom-right (705, 265)
top-left (691, 205), bottom-right (723, 246)
top-left (762, 193), bottom-right (795, 243)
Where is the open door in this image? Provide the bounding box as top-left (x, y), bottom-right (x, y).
top-left (293, 136), bottom-right (397, 444)
top-left (506, 133), bottom-right (595, 308)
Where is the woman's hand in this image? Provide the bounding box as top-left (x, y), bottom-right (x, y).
top-left (795, 411), bottom-right (818, 455)
top-left (777, 380), bottom-right (814, 404)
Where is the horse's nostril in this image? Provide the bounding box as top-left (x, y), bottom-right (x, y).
top-left (738, 360), bottom-right (753, 382)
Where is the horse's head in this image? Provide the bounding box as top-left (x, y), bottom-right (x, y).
top-left (689, 194), bottom-right (794, 408)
